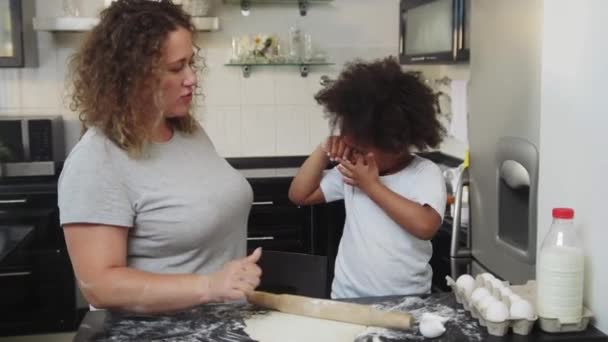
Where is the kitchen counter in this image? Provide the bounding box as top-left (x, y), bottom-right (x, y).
top-left (73, 292), bottom-right (607, 342)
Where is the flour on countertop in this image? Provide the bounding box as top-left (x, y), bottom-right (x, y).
top-left (355, 296), bottom-right (484, 342)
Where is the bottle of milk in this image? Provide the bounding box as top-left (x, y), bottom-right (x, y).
top-left (537, 208), bottom-right (584, 325)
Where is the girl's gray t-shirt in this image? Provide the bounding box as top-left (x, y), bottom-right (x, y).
top-left (58, 125), bottom-right (253, 276)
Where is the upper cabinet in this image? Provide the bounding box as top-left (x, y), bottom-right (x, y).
top-left (399, 0), bottom-right (469, 64)
top-left (0, 0), bottom-right (37, 68)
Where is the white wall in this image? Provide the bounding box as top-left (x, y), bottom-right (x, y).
top-left (538, 0), bottom-right (608, 333)
top-left (0, 0), bottom-right (401, 157)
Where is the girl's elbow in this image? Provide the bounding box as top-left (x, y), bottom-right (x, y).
top-left (419, 223), bottom-right (440, 240)
top-left (288, 190), bottom-right (305, 205)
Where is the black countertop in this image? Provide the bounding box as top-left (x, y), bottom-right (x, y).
top-left (73, 292), bottom-right (607, 342)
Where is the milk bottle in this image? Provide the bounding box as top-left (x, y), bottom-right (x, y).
top-left (537, 208), bottom-right (584, 325)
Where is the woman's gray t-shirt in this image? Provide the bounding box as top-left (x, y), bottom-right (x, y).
top-left (58, 125), bottom-right (253, 275)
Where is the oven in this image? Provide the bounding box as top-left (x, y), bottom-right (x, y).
top-left (0, 179), bottom-right (76, 336)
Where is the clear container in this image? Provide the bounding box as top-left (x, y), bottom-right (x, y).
top-left (287, 26), bottom-right (302, 61)
top-left (537, 208), bottom-right (584, 327)
top-left (182, 0), bottom-right (212, 17)
top-left (62, 0), bottom-right (81, 16)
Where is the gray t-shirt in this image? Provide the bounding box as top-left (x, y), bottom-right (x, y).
top-left (58, 125), bottom-right (253, 276)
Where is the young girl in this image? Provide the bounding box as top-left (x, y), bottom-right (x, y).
top-left (289, 57), bottom-right (447, 298)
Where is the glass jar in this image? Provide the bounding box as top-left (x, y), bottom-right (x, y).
top-left (182, 0), bottom-right (211, 17)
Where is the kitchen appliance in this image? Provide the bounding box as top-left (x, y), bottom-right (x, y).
top-left (399, 0), bottom-right (470, 64)
top-left (450, 0), bottom-right (542, 284)
top-left (0, 116), bottom-right (64, 177)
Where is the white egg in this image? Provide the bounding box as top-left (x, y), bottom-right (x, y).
top-left (471, 287), bottom-right (491, 305)
top-left (456, 274), bottom-right (476, 298)
top-left (481, 272), bottom-right (495, 282)
top-left (509, 294), bottom-right (522, 304)
top-left (499, 287), bottom-right (513, 299)
top-left (490, 278), bottom-right (505, 290)
top-left (419, 317), bottom-right (446, 338)
top-left (477, 295), bottom-right (498, 312)
top-left (510, 299), bottom-right (535, 320)
top-left (486, 300), bottom-right (510, 322)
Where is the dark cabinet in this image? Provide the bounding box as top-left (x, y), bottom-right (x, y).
top-left (247, 178), bottom-right (313, 254)
top-left (246, 177), bottom-right (332, 298)
top-left (0, 182), bottom-right (77, 336)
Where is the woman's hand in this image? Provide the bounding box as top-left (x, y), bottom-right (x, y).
top-left (337, 153), bottom-right (380, 193)
top-left (205, 247), bottom-right (263, 302)
top-left (321, 136), bottom-right (352, 162)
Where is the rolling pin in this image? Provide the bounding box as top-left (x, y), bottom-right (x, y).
top-left (246, 291), bottom-right (412, 330)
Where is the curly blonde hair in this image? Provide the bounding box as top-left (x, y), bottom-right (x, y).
top-left (68, 0), bottom-right (200, 157)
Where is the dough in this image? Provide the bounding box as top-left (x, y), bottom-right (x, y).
top-left (419, 316), bottom-right (446, 338)
top-left (244, 311), bottom-right (367, 342)
top-left (420, 312), bottom-right (449, 324)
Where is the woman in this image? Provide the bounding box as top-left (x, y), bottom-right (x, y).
top-left (59, 0), bottom-right (261, 313)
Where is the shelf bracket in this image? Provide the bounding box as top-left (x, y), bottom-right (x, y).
top-left (241, 65), bottom-right (251, 78)
top-left (240, 0), bottom-right (252, 16)
top-left (298, 0), bottom-right (309, 16)
top-left (299, 64), bottom-right (309, 77)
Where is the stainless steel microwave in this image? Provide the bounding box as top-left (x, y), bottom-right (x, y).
top-left (399, 0), bottom-right (470, 64)
top-left (0, 116), bottom-right (64, 177)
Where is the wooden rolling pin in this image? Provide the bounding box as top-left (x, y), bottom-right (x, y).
top-left (246, 291), bottom-right (412, 330)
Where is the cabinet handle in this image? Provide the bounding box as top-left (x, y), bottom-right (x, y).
top-left (252, 201), bottom-right (274, 206)
top-left (0, 199), bottom-right (28, 204)
top-left (247, 236), bottom-right (275, 241)
top-left (0, 271), bottom-right (32, 277)
top-left (450, 168), bottom-right (471, 259)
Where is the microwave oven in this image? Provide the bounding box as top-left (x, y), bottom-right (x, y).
top-left (0, 116), bottom-right (64, 177)
top-left (399, 0), bottom-right (470, 64)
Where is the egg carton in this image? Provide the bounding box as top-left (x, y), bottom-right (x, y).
top-left (538, 307), bottom-right (593, 333)
top-left (446, 275), bottom-right (538, 336)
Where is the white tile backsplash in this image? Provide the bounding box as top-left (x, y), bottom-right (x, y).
top-left (275, 105), bottom-right (310, 155)
top-left (241, 105), bottom-right (277, 156)
top-left (200, 105), bottom-right (243, 157)
top-left (20, 47), bottom-right (60, 111)
top-left (5, 0), bottom-right (401, 157)
top-left (241, 70), bottom-right (275, 105)
top-left (274, 69), bottom-right (314, 105)
top-left (0, 68), bottom-right (21, 109)
top-left (309, 105), bottom-right (331, 149)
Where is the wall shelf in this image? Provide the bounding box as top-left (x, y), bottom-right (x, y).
top-left (224, 0), bottom-right (334, 16)
top-left (33, 16), bottom-right (220, 32)
top-left (225, 61), bottom-right (333, 77)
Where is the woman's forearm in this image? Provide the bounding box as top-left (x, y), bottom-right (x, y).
top-left (78, 268), bottom-right (212, 313)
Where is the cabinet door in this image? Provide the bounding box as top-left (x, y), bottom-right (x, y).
top-left (247, 178), bottom-right (312, 253)
top-left (256, 250), bottom-right (328, 299)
